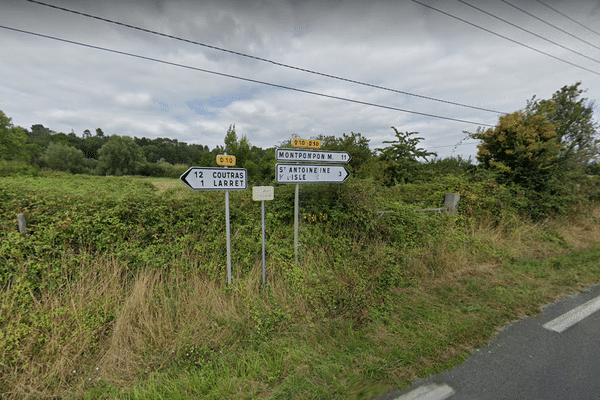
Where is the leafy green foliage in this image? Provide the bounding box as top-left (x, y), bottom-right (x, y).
top-left (472, 111), bottom-right (560, 191)
top-left (0, 171), bottom-right (599, 399)
top-left (424, 156), bottom-right (475, 178)
top-left (98, 135), bottom-right (147, 176)
top-left (526, 82), bottom-right (599, 169)
top-left (0, 110), bottom-right (29, 162)
top-left (43, 142), bottom-right (88, 174)
top-left (377, 128), bottom-right (437, 186)
top-left (316, 132), bottom-right (374, 178)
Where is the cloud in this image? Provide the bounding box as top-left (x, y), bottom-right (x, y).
top-left (0, 0), bottom-right (598, 160)
top-left (114, 92), bottom-right (153, 109)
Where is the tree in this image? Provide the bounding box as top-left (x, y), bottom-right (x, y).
top-left (526, 82), bottom-right (599, 170)
top-left (377, 128), bottom-right (437, 185)
top-left (0, 110), bottom-right (29, 162)
top-left (98, 135), bottom-right (146, 175)
top-left (95, 128), bottom-right (105, 137)
top-left (43, 142), bottom-right (86, 173)
top-left (224, 124), bottom-right (237, 155)
top-left (29, 124), bottom-right (54, 138)
top-left (471, 111), bottom-right (560, 191)
top-left (317, 132), bottom-right (374, 177)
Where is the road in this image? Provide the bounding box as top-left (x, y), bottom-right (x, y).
top-left (381, 282), bottom-right (600, 400)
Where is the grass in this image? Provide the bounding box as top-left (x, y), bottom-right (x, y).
top-left (1, 173), bottom-right (600, 399)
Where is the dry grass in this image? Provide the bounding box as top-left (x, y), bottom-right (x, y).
top-left (3, 203), bottom-right (600, 399)
top-left (146, 178), bottom-right (185, 195)
top-left (553, 204), bottom-right (600, 251)
top-left (1, 255), bottom-right (309, 399)
top-left (0, 256), bottom-right (125, 399)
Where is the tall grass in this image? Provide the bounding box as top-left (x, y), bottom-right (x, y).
top-left (1, 174), bottom-right (600, 399)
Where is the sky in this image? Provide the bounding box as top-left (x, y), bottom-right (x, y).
top-left (1, 0), bottom-right (600, 160)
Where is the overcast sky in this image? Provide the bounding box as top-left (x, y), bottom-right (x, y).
top-left (1, 0), bottom-right (600, 159)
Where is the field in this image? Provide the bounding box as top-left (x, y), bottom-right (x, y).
top-left (1, 172), bottom-right (600, 399)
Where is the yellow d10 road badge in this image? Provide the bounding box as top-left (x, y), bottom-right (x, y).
top-left (216, 154), bottom-right (236, 166)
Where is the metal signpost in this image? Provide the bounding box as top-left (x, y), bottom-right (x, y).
top-left (180, 159), bottom-right (247, 285)
top-left (275, 141), bottom-right (351, 264)
top-left (252, 186), bottom-right (274, 287)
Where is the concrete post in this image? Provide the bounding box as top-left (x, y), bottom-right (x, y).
top-left (444, 193), bottom-right (460, 214)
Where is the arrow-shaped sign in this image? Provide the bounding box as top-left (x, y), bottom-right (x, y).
top-left (180, 167), bottom-right (247, 191)
top-left (275, 164), bottom-right (350, 184)
top-left (275, 148), bottom-right (351, 164)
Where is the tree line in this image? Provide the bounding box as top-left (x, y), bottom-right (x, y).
top-left (1, 82), bottom-right (599, 218)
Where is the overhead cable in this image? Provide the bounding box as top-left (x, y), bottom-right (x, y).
top-left (500, 0), bottom-right (600, 52)
top-left (456, 0), bottom-right (600, 65)
top-left (411, 0), bottom-right (600, 77)
top-left (25, 0), bottom-right (506, 115)
top-left (0, 25), bottom-right (495, 127)
top-left (535, 0), bottom-right (600, 38)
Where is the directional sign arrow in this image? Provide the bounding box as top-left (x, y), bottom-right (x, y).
top-left (180, 167), bottom-right (247, 191)
top-left (275, 148), bottom-right (351, 164)
top-left (275, 164), bottom-right (350, 184)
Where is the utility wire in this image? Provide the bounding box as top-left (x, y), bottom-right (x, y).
top-left (0, 24), bottom-right (496, 127)
top-left (25, 0), bottom-right (505, 115)
top-left (535, 0), bottom-right (600, 38)
top-left (456, 0), bottom-right (600, 65)
top-left (500, 0), bottom-right (600, 52)
top-left (411, 0), bottom-right (600, 77)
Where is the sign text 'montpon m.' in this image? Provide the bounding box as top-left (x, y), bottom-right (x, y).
top-left (275, 148), bottom-right (351, 164)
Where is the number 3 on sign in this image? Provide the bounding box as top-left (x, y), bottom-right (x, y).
top-left (216, 155), bottom-right (236, 166)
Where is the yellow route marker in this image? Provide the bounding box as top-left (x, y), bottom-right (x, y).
top-left (292, 138), bottom-right (321, 148)
top-left (216, 154), bottom-right (236, 166)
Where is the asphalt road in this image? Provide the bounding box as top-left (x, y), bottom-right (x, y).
top-left (380, 282), bottom-right (600, 400)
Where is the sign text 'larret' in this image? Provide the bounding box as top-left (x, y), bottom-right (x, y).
top-left (180, 167), bottom-right (248, 191)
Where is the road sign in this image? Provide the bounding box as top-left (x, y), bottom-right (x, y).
top-left (292, 138), bottom-right (321, 148)
top-left (275, 148), bottom-right (351, 164)
top-left (216, 154), bottom-right (236, 166)
top-left (180, 167), bottom-right (247, 191)
top-left (253, 186), bottom-right (274, 201)
top-left (276, 164), bottom-right (350, 184)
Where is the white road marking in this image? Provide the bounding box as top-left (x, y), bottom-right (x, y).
top-left (394, 383), bottom-right (455, 400)
top-left (543, 294), bottom-right (600, 333)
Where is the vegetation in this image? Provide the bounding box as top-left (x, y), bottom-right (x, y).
top-left (0, 82), bottom-right (599, 399)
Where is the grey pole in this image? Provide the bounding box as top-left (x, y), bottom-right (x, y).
top-left (225, 160), bottom-right (232, 285)
top-left (226, 189), bottom-right (231, 284)
top-left (294, 182), bottom-right (299, 264)
top-left (262, 199), bottom-right (266, 287)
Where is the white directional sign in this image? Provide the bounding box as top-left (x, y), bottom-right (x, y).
top-left (180, 167), bottom-right (247, 191)
top-left (253, 186), bottom-right (274, 201)
top-left (275, 148), bottom-right (351, 164)
top-left (276, 164), bottom-right (350, 184)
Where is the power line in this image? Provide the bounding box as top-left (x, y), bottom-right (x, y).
top-left (0, 24), bottom-right (496, 128)
top-left (411, 0), bottom-right (600, 77)
top-left (25, 0), bottom-right (506, 115)
top-left (535, 0), bottom-right (600, 39)
top-left (500, 0), bottom-right (600, 52)
top-left (456, 0), bottom-right (600, 66)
